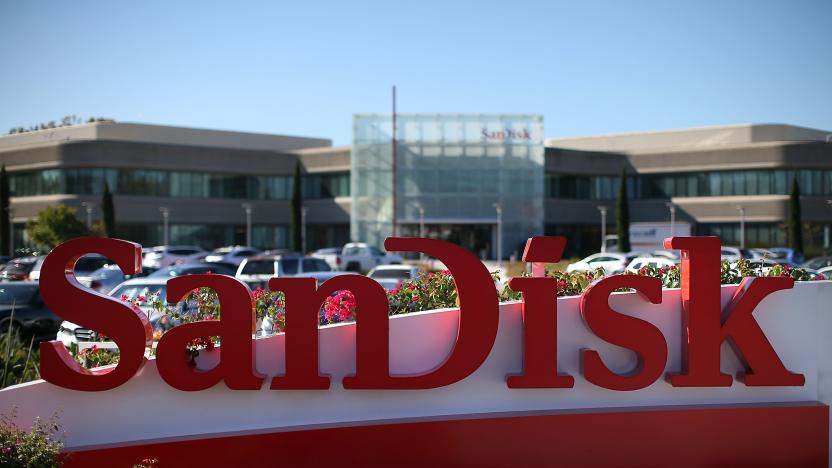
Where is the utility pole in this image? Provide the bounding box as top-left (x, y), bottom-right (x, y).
top-left (416, 203), bottom-right (425, 262)
top-left (159, 207), bottom-right (170, 246)
top-left (666, 201), bottom-right (676, 237)
top-left (391, 85), bottom-right (398, 238)
top-left (493, 202), bottom-right (503, 268)
top-left (242, 203), bottom-right (253, 247)
top-left (301, 206), bottom-right (308, 253)
top-left (597, 205), bottom-right (608, 253)
top-left (737, 205), bottom-right (746, 248)
top-left (81, 201), bottom-right (93, 229)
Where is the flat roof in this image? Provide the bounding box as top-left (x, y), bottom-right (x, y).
top-left (0, 121), bottom-right (332, 153)
top-left (545, 123), bottom-right (832, 153)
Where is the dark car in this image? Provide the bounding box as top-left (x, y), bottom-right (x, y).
top-left (0, 282), bottom-right (60, 341)
top-left (0, 256), bottom-right (42, 282)
top-left (147, 262), bottom-right (238, 279)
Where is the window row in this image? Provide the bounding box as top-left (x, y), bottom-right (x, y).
top-left (9, 168), bottom-right (350, 200)
top-left (545, 169), bottom-right (832, 200)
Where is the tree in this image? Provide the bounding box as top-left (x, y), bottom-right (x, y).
top-left (25, 205), bottom-right (89, 251)
top-left (0, 166), bottom-right (9, 256)
top-left (788, 175), bottom-right (803, 254)
top-left (616, 168), bottom-right (631, 252)
top-left (102, 182), bottom-right (116, 237)
top-left (289, 161), bottom-right (303, 252)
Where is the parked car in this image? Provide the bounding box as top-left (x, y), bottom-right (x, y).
top-left (57, 278), bottom-right (172, 348)
top-left (84, 264), bottom-right (157, 294)
top-left (235, 255), bottom-right (332, 288)
top-left (367, 265), bottom-right (419, 290)
top-left (0, 256), bottom-right (42, 281)
top-left (310, 247), bottom-right (343, 270)
top-left (651, 249), bottom-right (680, 261)
top-left (566, 253), bottom-right (631, 275)
top-left (625, 256), bottom-right (677, 274)
top-left (0, 282), bottom-right (61, 341)
top-left (149, 262), bottom-right (237, 279)
top-left (204, 246), bottom-right (262, 268)
top-left (817, 266), bottom-right (832, 279)
top-left (804, 256), bottom-right (832, 271)
top-left (30, 254), bottom-right (112, 284)
top-left (720, 247), bottom-right (742, 262)
top-left (767, 248), bottom-right (805, 265)
top-left (339, 243), bottom-right (403, 273)
top-left (142, 246), bottom-right (206, 269)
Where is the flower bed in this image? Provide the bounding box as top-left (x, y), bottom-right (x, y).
top-left (70, 259), bottom-right (824, 368)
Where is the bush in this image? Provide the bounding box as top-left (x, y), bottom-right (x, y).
top-left (0, 409), bottom-right (63, 467)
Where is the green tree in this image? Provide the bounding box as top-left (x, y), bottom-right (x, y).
top-left (788, 175), bottom-right (803, 253)
top-left (25, 205), bottom-right (89, 251)
top-left (289, 161), bottom-right (303, 252)
top-left (0, 166), bottom-right (9, 256)
top-left (616, 168), bottom-right (631, 252)
top-left (102, 182), bottom-right (116, 237)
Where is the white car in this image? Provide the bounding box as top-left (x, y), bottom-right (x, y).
top-left (720, 246), bottom-right (743, 262)
top-left (57, 278), bottom-right (171, 348)
top-left (142, 246), bottom-right (205, 269)
top-left (204, 246), bottom-right (262, 268)
top-left (339, 243), bottom-right (403, 273)
top-left (651, 249), bottom-right (681, 261)
top-left (310, 247), bottom-right (343, 271)
top-left (235, 255), bottom-right (332, 289)
top-left (626, 256), bottom-right (677, 273)
top-left (566, 253), bottom-right (630, 275)
top-left (817, 266), bottom-right (832, 279)
top-left (367, 265), bottom-right (419, 290)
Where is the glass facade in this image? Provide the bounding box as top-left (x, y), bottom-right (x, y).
top-left (353, 114), bottom-right (544, 258)
top-left (9, 168), bottom-right (349, 200)
top-left (546, 169), bottom-right (832, 200)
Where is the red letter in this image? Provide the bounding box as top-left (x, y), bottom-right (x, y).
top-left (39, 237), bottom-right (152, 391)
top-left (268, 275), bottom-right (388, 390)
top-left (155, 274), bottom-right (264, 391)
top-left (580, 275), bottom-right (667, 390)
top-left (666, 237), bottom-right (804, 387)
top-left (507, 236), bottom-right (573, 388)
top-left (342, 237), bottom-right (499, 389)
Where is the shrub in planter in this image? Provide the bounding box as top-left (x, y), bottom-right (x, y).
top-left (0, 409), bottom-right (63, 467)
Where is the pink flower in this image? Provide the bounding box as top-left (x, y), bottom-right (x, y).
top-left (411, 295), bottom-right (419, 302)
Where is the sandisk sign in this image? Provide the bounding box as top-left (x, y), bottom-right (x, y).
top-left (37, 235), bottom-right (804, 393)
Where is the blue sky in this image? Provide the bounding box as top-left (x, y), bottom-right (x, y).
top-left (1, 0), bottom-right (831, 145)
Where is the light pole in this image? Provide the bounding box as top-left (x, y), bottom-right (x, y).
top-left (80, 202), bottom-right (93, 229)
top-left (737, 205), bottom-right (746, 248)
top-left (8, 208), bottom-right (13, 256)
top-left (826, 200), bottom-right (832, 254)
top-left (301, 206), bottom-right (308, 253)
top-left (597, 205), bottom-right (608, 253)
top-left (666, 201), bottom-right (676, 237)
top-left (242, 203), bottom-right (253, 247)
top-left (159, 207), bottom-right (170, 246)
top-left (493, 202), bottom-right (503, 268)
top-left (416, 203), bottom-right (425, 262)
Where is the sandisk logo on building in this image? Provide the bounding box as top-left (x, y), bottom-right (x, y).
top-left (36, 236), bottom-right (803, 393)
top-left (481, 127), bottom-right (531, 141)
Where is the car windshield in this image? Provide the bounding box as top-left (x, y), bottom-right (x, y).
top-left (370, 270), bottom-right (411, 279)
top-left (75, 257), bottom-right (111, 272)
top-left (111, 284), bottom-right (166, 303)
top-left (0, 285), bottom-right (37, 305)
top-left (241, 260), bottom-right (275, 275)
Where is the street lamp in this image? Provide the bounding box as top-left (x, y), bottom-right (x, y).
top-left (80, 202), bottom-right (93, 229)
top-left (415, 203), bottom-right (426, 262)
top-left (493, 202), bottom-right (503, 268)
top-left (241, 203), bottom-right (253, 247)
top-left (737, 205), bottom-right (746, 249)
top-left (8, 208), bottom-right (13, 256)
top-left (301, 206), bottom-right (308, 253)
top-left (825, 200), bottom-right (832, 254)
top-left (666, 201), bottom-right (676, 237)
top-left (159, 207), bottom-right (170, 246)
top-left (597, 205), bottom-right (608, 253)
